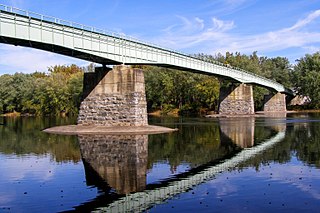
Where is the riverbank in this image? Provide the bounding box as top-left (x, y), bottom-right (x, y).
top-left (0, 109), bottom-right (320, 118)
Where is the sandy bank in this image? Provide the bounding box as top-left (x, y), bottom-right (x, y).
top-left (43, 125), bottom-right (178, 135)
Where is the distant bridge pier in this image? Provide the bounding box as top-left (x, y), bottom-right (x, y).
top-left (218, 83), bottom-right (255, 115)
top-left (77, 65), bottom-right (148, 126)
top-left (263, 92), bottom-right (286, 112)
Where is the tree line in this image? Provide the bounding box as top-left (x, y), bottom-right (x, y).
top-left (0, 65), bottom-right (84, 116)
top-left (0, 51), bottom-right (320, 116)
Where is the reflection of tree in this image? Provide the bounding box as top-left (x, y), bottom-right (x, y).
top-left (238, 117), bottom-right (320, 170)
top-left (0, 117), bottom-right (80, 163)
top-left (148, 119), bottom-right (240, 171)
top-left (291, 122), bottom-right (320, 168)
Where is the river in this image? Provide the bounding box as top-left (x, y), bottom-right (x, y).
top-left (0, 113), bottom-right (320, 212)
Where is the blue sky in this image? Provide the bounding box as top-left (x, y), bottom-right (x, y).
top-left (0, 0), bottom-right (320, 74)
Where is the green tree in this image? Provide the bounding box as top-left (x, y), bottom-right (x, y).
top-left (0, 64), bottom-right (84, 116)
top-left (293, 52), bottom-right (320, 108)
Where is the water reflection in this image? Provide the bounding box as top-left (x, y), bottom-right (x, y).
top-left (219, 117), bottom-right (255, 148)
top-left (75, 116), bottom-right (290, 212)
top-left (2, 114), bottom-right (320, 212)
top-left (78, 134), bottom-right (148, 194)
top-left (94, 118), bottom-right (288, 212)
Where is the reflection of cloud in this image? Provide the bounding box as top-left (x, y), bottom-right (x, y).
top-left (0, 194), bottom-right (14, 205)
top-left (207, 176), bottom-right (238, 197)
top-left (0, 155), bottom-right (56, 182)
top-left (204, 159), bottom-right (320, 200)
top-left (256, 163), bottom-right (320, 200)
top-left (153, 10), bottom-right (320, 58)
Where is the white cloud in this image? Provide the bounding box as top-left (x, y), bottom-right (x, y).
top-left (286, 10), bottom-right (320, 31)
top-left (155, 16), bottom-right (235, 50)
top-left (195, 17), bottom-right (205, 30)
top-left (211, 17), bottom-right (234, 32)
top-left (152, 9), bottom-right (320, 61)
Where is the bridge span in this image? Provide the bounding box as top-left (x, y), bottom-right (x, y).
top-left (0, 5), bottom-right (293, 124)
top-left (0, 4), bottom-right (291, 93)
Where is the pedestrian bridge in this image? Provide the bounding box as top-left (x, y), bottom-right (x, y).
top-left (0, 4), bottom-right (291, 94)
top-left (0, 5), bottom-right (293, 120)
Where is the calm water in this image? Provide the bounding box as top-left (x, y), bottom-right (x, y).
top-left (0, 113), bottom-right (320, 212)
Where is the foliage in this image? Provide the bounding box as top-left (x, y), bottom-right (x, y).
top-left (142, 65), bottom-right (220, 114)
top-left (1, 51), bottom-right (317, 117)
top-left (143, 51), bottom-right (293, 113)
top-left (292, 52), bottom-right (320, 108)
top-left (195, 52), bottom-right (293, 110)
top-left (0, 64), bottom-right (84, 116)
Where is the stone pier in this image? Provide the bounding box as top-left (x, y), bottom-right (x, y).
top-left (263, 92), bottom-right (286, 112)
top-left (77, 65), bottom-right (148, 126)
top-left (218, 83), bottom-right (255, 115)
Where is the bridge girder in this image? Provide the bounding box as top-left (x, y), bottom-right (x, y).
top-left (0, 5), bottom-right (293, 96)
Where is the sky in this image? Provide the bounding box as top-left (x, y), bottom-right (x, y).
top-left (0, 0), bottom-right (320, 74)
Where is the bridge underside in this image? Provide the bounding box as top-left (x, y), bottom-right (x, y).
top-left (0, 36), bottom-right (121, 65)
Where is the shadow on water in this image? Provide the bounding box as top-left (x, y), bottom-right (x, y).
top-left (67, 116), bottom-right (288, 212)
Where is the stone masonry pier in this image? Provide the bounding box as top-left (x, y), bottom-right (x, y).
top-left (218, 83), bottom-right (255, 115)
top-left (263, 92), bottom-right (286, 112)
top-left (77, 65), bottom-right (148, 126)
top-left (44, 65), bottom-right (177, 135)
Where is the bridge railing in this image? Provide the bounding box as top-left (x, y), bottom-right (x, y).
top-left (0, 4), bottom-right (183, 55)
top-left (0, 4), bottom-right (292, 94)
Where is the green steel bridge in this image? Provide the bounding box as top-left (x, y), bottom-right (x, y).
top-left (0, 4), bottom-right (292, 95)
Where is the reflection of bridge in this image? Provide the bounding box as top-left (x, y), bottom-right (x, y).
top-left (0, 5), bottom-right (293, 127)
top-left (76, 118), bottom-right (287, 212)
top-left (94, 131), bottom-right (285, 212)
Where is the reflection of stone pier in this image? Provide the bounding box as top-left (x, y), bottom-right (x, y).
top-left (261, 115), bottom-right (287, 132)
top-left (78, 134), bottom-right (148, 194)
top-left (219, 117), bottom-right (255, 148)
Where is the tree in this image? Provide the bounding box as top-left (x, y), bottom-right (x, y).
top-left (293, 52), bottom-right (320, 108)
top-left (0, 64), bottom-right (84, 116)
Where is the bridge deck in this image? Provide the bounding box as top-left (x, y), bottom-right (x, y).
top-left (0, 4), bottom-right (292, 94)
